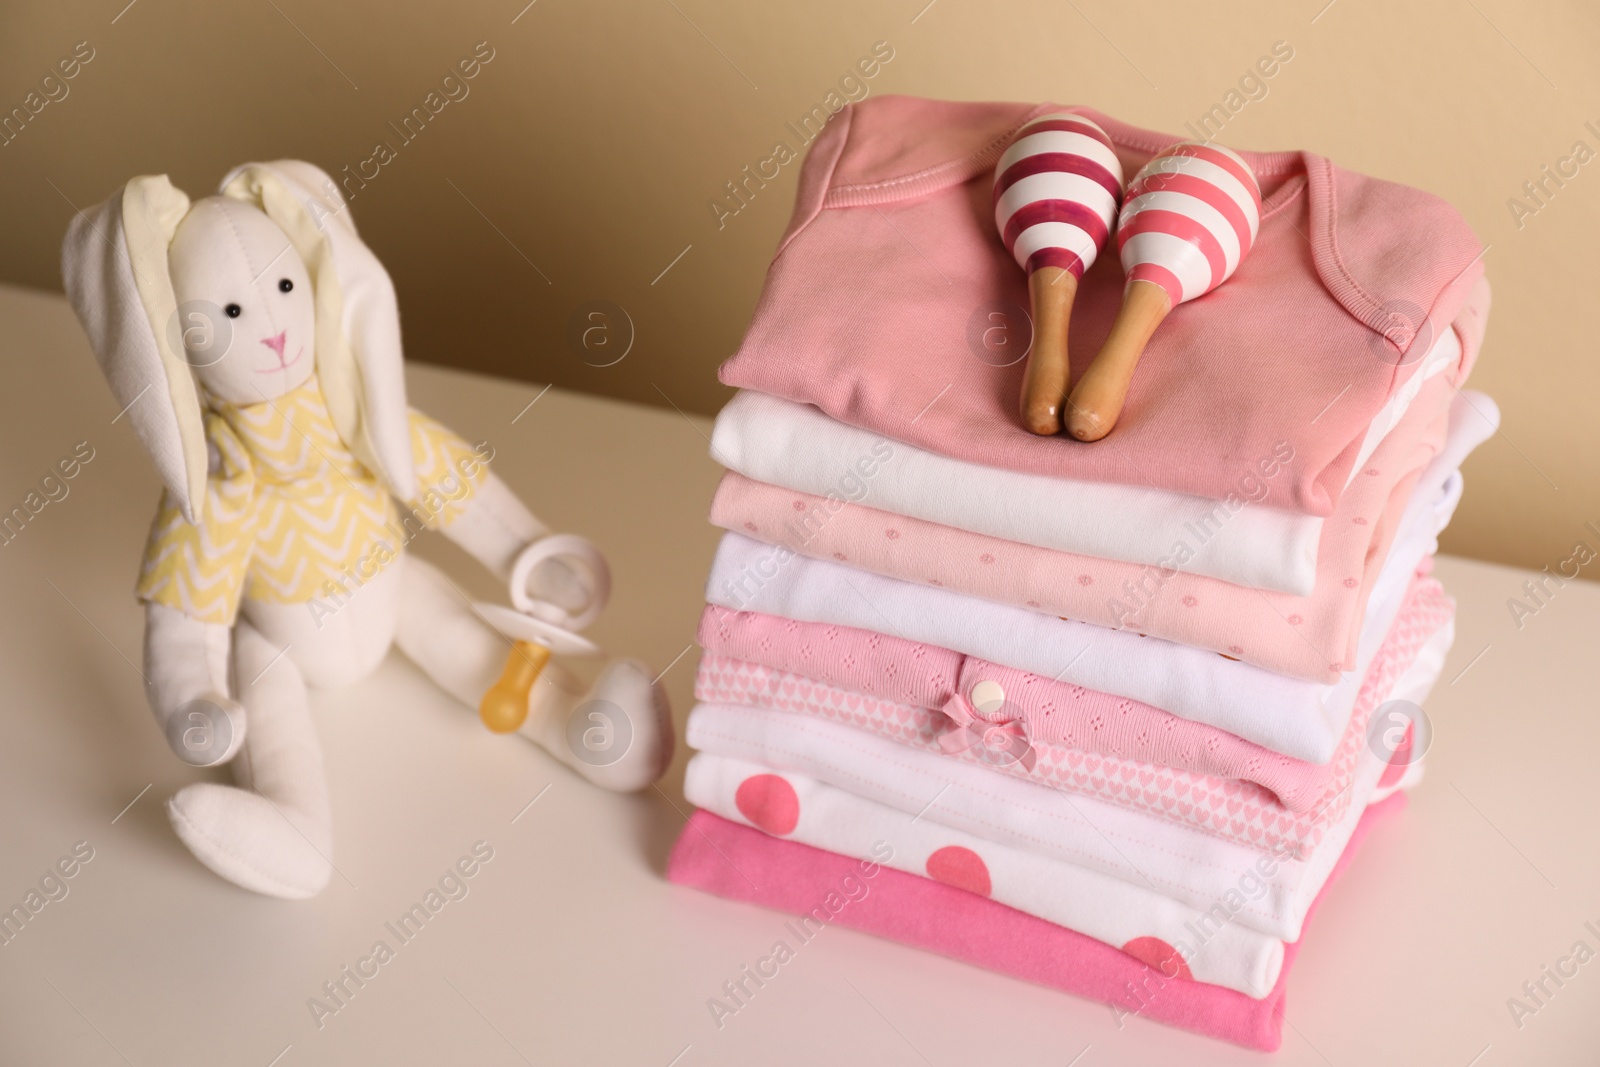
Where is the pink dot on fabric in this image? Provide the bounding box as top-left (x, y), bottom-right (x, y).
top-left (1343, 577), bottom-right (1358, 588)
top-left (979, 553), bottom-right (995, 564)
top-left (1353, 516), bottom-right (1368, 525)
top-left (925, 846), bottom-right (991, 896)
top-left (1228, 645), bottom-right (1244, 654)
top-left (833, 552), bottom-right (848, 561)
top-left (743, 522), bottom-right (758, 532)
top-left (1122, 937), bottom-right (1192, 980)
top-left (1181, 595), bottom-right (1198, 607)
top-left (734, 775), bottom-right (800, 836)
top-left (791, 500), bottom-right (807, 511)
top-left (1365, 468), bottom-right (1380, 476)
top-left (1026, 600), bottom-right (1041, 608)
top-left (885, 529), bottom-right (900, 540)
top-left (1287, 614), bottom-right (1303, 625)
top-left (1077, 575), bottom-right (1094, 586)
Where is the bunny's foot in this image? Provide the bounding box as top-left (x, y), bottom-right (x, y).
top-left (397, 555), bottom-right (675, 791)
top-left (167, 784), bottom-right (333, 899)
top-left (167, 619), bottom-right (335, 899)
top-left (519, 659), bottom-right (675, 793)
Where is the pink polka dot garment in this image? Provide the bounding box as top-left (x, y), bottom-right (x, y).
top-left (690, 753), bottom-right (1288, 996)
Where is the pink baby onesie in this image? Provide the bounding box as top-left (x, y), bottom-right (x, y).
top-left (719, 95), bottom-right (1486, 516)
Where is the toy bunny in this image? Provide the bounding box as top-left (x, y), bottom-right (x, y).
top-left (61, 160), bottom-right (673, 900)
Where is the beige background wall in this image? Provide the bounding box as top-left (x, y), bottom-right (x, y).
top-left (1, 0), bottom-right (1595, 577)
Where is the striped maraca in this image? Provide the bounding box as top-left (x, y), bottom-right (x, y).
top-left (1066, 141), bottom-right (1262, 441)
top-left (993, 112), bottom-right (1124, 436)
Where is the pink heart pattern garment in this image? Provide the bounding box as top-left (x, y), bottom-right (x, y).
top-left (695, 574), bottom-right (1451, 858)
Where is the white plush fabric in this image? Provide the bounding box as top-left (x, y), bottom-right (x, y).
top-left (60, 162), bottom-right (675, 899)
top-left (220, 162), bottom-right (418, 501)
top-left (165, 197), bottom-right (318, 403)
top-left (242, 559), bottom-right (403, 690)
top-left (143, 602), bottom-right (243, 764)
top-left (168, 619), bottom-right (334, 900)
top-left (141, 501), bottom-right (675, 899)
top-left (62, 176), bottom-right (208, 519)
top-left (62, 162), bottom-right (420, 521)
top-left (396, 555), bottom-right (674, 792)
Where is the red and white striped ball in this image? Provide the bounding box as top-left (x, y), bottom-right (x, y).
top-left (993, 112), bottom-right (1124, 279)
top-left (1115, 141), bottom-right (1262, 306)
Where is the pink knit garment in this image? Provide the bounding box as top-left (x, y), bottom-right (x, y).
top-left (666, 792), bottom-right (1407, 1051)
top-left (695, 575), bottom-right (1449, 857)
top-left (719, 95), bottom-right (1488, 515)
top-left (695, 567), bottom-right (1437, 804)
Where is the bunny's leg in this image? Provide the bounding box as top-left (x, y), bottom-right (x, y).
top-left (394, 554), bottom-right (672, 792)
top-left (165, 619), bottom-right (335, 899)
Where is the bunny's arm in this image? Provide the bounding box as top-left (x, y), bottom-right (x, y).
top-left (143, 602), bottom-right (247, 766)
top-left (435, 471), bottom-right (595, 611)
top-left (434, 469), bottom-right (547, 579)
top-left (401, 411), bottom-right (593, 611)
top-left (133, 414), bottom-right (255, 766)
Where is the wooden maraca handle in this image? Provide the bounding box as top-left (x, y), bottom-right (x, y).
top-left (1020, 266), bottom-right (1079, 436)
top-left (1066, 278), bottom-right (1171, 442)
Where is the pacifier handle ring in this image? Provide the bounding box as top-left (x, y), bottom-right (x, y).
top-left (508, 534), bottom-right (611, 632)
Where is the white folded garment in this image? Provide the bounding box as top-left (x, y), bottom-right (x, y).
top-left (711, 390), bottom-right (1324, 596)
top-left (686, 751), bottom-right (1288, 997)
top-left (706, 391), bottom-right (1493, 761)
top-left (685, 612), bottom-right (1450, 941)
top-left (709, 326), bottom-right (1461, 600)
top-left (708, 457), bottom-right (1457, 762)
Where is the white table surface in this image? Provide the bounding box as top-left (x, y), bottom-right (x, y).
top-left (1, 282), bottom-right (1596, 1065)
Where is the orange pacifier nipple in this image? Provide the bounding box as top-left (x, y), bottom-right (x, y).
top-left (473, 534), bottom-right (611, 735)
top-left (479, 640), bottom-right (554, 733)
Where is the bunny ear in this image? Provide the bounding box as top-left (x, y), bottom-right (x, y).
top-left (218, 161), bottom-right (417, 500)
top-left (61, 176), bottom-right (208, 522)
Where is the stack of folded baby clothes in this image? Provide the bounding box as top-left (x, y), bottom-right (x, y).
top-left (667, 96), bottom-right (1496, 1050)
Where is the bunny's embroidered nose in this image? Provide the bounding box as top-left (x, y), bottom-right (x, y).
top-left (261, 331), bottom-right (289, 358)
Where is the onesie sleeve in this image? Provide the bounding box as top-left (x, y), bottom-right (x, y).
top-left (135, 414), bottom-right (257, 626)
top-left (402, 409), bottom-right (491, 530)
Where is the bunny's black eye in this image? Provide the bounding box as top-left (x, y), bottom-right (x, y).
top-left (278, 278), bottom-right (294, 293)
top-left (224, 304), bottom-right (242, 318)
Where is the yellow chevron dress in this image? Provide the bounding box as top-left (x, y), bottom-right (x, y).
top-left (136, 377), bottom-right (488, 625)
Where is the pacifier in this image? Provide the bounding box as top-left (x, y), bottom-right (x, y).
top-left (474, 534), bottom-right (610, 733)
